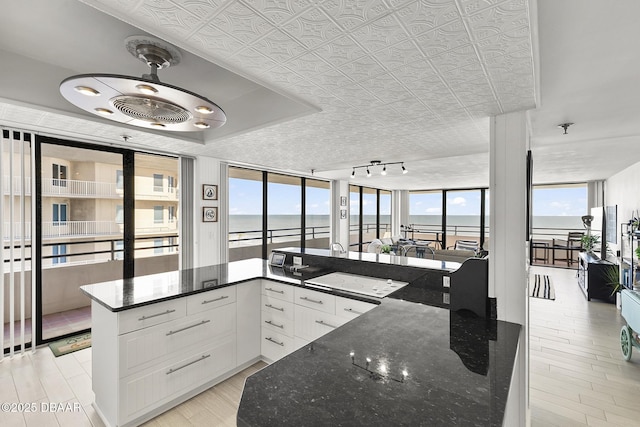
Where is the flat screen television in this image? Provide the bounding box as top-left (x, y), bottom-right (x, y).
top-left (590, 206), bottom-right (605, 258)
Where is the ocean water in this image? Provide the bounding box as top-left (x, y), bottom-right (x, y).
top-left (229, 215), bottom-right (584, 232)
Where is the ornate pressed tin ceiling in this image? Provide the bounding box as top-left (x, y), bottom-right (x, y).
top-left (1, 0), bottom-right (537, 189)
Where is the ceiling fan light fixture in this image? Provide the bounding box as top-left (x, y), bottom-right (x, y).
top-left (193, 121), bottom-right (210, 129)
top-left (195, 105), bottom-right (214, 114)
top-left (135, 84), bottom-right (158, 95)
top-left (60, 35), bottom-right (226, 132)
top-left (74, 86), bottom-right (100, 96)
top-left (94, 108), bottom-right (114, 116)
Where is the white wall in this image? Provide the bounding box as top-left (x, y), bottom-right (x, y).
top-left (194, 156), bottom-right (222, 267)
top-left (605, 160), bottom-right (640, 252)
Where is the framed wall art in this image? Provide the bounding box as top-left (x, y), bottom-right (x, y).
top-left (203, 207), bottom-right (218, 222)
top-left (203, 184), bottom-right (218, 200)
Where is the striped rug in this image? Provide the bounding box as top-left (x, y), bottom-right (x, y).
top-left (530, 274), bottom-right (555, 300)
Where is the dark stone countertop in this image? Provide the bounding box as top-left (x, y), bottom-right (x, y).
top-left (237, 298), bottom-right (521, 427)
top-left (79, 257), bottom-right (453, 312)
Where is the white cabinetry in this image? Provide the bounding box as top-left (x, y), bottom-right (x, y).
top-left (92, 286), bottom-right (237, 427)
top-left (260, 283), bottom-right (296, 362)
top-left (236, 280), bottom-right (261, 367)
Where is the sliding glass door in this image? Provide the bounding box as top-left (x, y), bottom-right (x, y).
top-left (38, 142), bottom-right (124, 341)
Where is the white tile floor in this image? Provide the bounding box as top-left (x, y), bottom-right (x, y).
top-left (2, 266), bottom-right (639, 426)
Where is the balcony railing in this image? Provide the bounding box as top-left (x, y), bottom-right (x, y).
top-left (41, 221), bottom-right (122, 238)
top-left (3, 176), bottom-right (178, 199)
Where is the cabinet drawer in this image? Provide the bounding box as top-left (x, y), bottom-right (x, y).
top-left (118, 304), bottom-right (236, 378)
top-left (261, 281), bottom-right (294, 302)
top-left (118, 299), bottom-right (186, 335)
top-left (186, 286), bottom-right (236, 315)
top-left (121, 337), bottom-right (236, 422)
top-left (261, 294), bottom-right (295, 320)
top-left (261, 329), bottom-right (294, 362)
top-left (294, 305), bottom-right (345, 342)
top-left (295, 287), bottom-right (336, 314)
top-left (336, 297), bottom-right (377, 320)
top-left (262, 309), bottom-right (294, 337)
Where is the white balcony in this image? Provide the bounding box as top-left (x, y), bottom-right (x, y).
top-left (4, 176), bottom-right (178, 200)
top-left (41, 221), bottom-right (122, 238)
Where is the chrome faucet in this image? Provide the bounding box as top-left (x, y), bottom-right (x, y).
top-left (331, 242), bottom-right (346, 254)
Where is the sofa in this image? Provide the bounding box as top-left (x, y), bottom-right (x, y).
top-left (432, 249), bottom-right (477, 263)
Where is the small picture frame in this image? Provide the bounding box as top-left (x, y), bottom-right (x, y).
top-left (203, 207), bottom-right (218, 222)
top-left (203, 184), bottom-right (218, 200)
top-left (340, 209), bottom-right (347, 219)
top-left (340, 196), bottom-right (347, 206)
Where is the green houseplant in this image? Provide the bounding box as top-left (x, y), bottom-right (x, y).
top-left (581, 234), bottom-right (600, 253)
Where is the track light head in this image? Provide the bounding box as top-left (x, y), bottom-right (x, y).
top-left (402, 163), bottom-right (408, 174)
top-left (366, 167), bottom-right (371, 177)
top-left (381, 165), bottom-right (387, 175)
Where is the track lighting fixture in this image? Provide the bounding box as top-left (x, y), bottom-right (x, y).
top-left (349, 160), bottom-right (407, 178)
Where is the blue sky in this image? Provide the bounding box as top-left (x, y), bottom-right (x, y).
top-left (230, 178), bottom-right (588, 217)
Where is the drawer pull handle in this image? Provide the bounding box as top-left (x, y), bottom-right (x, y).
top-left (300, 296), bottom-right (323, 304)
top-left (138, 309), bottom-right (176, 321)
top-left (315, 320), bottom-right (338, 329)
top-left (265, 303), bottom-right (284, 312)
top-left (344, 308), bottom-right (364, 315)
top-left (202, 295), bottom-right (229, 304)
top-left (166, 354), bottom-right (210, 375)
top-left (265, 337), bottom-right (284, 347)
top-left (264, 320), bottom-right (284, 329)
top-left (166, 319), bottom-right (211, 336)
top-left (265, 287), bottom-right (284, 294)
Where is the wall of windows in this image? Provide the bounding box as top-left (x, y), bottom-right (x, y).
top-left (409, 189), bottom-right (489, 251)
top-left (228, 167), bottom-right (331, 261)
top-left (349, 185), bottom-right (392, 252)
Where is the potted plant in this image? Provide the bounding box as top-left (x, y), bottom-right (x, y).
top-left (581, 234), bottom-right (600, 253)
top-left (603, 266), bottom-right (622, 308)
top-left (380, 244), bottom-right (392, 254)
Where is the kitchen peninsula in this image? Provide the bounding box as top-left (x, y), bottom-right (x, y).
top-left (80, 252), bottom-right (520, 427)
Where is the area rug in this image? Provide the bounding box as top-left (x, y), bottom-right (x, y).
top-left (530, 274), bottom-right (555, 300)
top-left (48, 332), bottom-right (91, 357)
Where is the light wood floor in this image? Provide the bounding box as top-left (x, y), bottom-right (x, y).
top-left (1, 266), bottom-right (639, 426)
top-left (529, 265), bottom-right (640, 426)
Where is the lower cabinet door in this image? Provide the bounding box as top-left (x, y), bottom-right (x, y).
top-left (120, 337), bottom-right (236, 422)
top-left (261, 329), bottom-right (294, 362)
top-left (294, 305), bottom-right (345, 342)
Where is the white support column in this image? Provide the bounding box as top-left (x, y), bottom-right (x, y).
top-left (489, 110), bottom-right (529, 426)
top-left (331, 180), bottom-right (350, 250)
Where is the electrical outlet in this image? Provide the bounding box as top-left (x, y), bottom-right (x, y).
top-left (443, 276), bottom-right (450, 288)
top-left (293, 256), bottom-right (302, 265)
top-left (443, 293), bottom-right (450, 304)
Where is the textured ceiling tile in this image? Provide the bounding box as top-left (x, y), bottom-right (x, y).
top-left (454, 78), bottom-right (496, 106)
top-left (171, 0), bottom-right (225, 20)
top-left (228, 48), bottom-right (279, 74)
top-left (391, 60), bottom-right (439, 85)
top-left (395, 0), bottom-right (460, 37)
top-left (474, 25), bottom-right (530, 59)
top-left (281, 7), bottom-right (343, 48)
top-left (457, 0), bottom-right (508, 16)
top-left (213, 1), bottom-right (274, 43)
top-left (320, 0), bottom-right (391, 30)
top-left (412, 19), bottom-right (470, 57)
top-left (350, 14), bottom-right (408, 53)
top-left (188, 21), bottom-right (247, 56)
top-left (286, 52), bottom-right (333, 79)
top-left (242, 0), bottom-right (312, 25)
top-left (313, 36), bottom-right (368, 67)
top-left (373, 40), bottom-right (424, 71)
top-left (314, 68), bottom-right (354, 90)
top-left (442, 61), bottom-right (486, 85)
top-left (251, 29), bottom-right (308, 62)
top-left (337, 55), bottom-right (386, 80)
top-left (464, 1), bottom-right (529, 40)
top-left (136, 0), bottom-right (204, 38)
top-left (359, 75), bottom-right (411, 104)
top-left (429, 44), bottom-right (481, 73)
